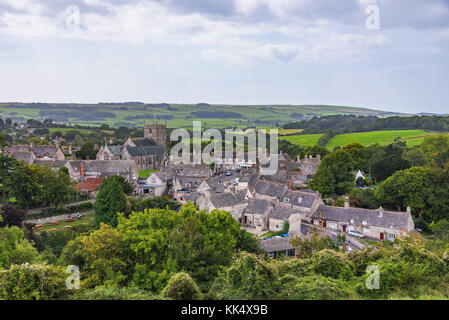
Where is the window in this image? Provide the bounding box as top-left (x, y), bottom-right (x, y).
top-left (362, 220), bottom-right (367, 226)
top-left (284, 197), bottom-right (290, 203)
top-left (350, 219), bottom-right (355, 224)
top-left (389, 233), bottom-right (396, 239)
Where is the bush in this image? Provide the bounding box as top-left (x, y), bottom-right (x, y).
top-left (0, 264), bottom-right (70, 300)
top-left (161, 272), bottom-right (202, 300)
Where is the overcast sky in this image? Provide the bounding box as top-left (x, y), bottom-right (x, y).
top-left (0, 0), bottom-right (448, 114)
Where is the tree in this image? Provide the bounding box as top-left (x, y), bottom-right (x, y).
top-left (0, 264), bottom-right (70, 300)
top-left (142, 196), bottom-right (180, 211)
top-left (0, 203), bottom-right (25, 227)
top-left (310, 149), bottom-right (355, 196)
top-left (76, 141), bottom-right (97, 160)
top-left (94, 179), bottom-right (129, 228)
top-left (0, 226), bottom-right (39, 269)
top-left (289, 232), bottom-right (337, 259)
top-left (161, 272), bottom-right (202, 300)
top-left (375, 166), bottom-right (434, 219)
top-left (102, 175), bottom-right (134, 196)
top-left (170, 204), bottom-right (242, 284)
top-left (369, 143), bottom-right (410, 182)
top-left (117, 209), bottom-right (182, 291)
top-left (58, 223), bottom-right (134, 289)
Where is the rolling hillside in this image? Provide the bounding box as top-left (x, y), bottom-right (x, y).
top-left (281, 130), bottom-right (448, 149)
top-left (0, 102), bottom-right (403, 129)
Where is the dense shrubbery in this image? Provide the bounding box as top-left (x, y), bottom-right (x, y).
top-left (284, 114), bottom-right (449, 133)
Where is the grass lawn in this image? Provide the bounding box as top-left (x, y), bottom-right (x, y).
top-left (139, 169), bottom-right (160, 178)
top-left (279, 133), bottom-right (323, 146)
top-left (36, 216), bottom-right (94, 233)
top-left (279, 128), bottom-right (304, 135)
top-left (325, 130), bottom-right (445, 150)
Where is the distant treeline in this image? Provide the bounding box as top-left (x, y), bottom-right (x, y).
top-left (284, 115), bottom-right (449, 133)
top-left (191, 111), bottom-right (243, 119)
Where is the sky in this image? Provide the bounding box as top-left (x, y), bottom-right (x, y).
top-left (0, 0), bottom-right (448, 114)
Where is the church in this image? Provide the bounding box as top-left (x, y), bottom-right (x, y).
top-left (96, 123), bottom-right (168, 171)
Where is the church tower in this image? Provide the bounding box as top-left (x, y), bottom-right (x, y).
top-left (144, 122), bottom-right (167, 147)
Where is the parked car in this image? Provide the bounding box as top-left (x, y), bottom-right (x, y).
top-left (347, 230), bottom-right (365, 238)
top-left (280, 234), bottom-right (290, 238)
top-left (226, 171), bottom-right (232, 176)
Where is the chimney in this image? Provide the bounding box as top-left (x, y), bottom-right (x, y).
top-left (407, 206), bottom-right (411, 215)
top-left (81, 162), bottom-right (85, 177)
top-left (344, 196), bottom-right (350, 209)
top-left (331, 201), bottom-right (335, 207)
top-left (317, 154), bottom-right (321, 160)
top-left (297, 155), bottom-right (300, 162)
top-left (288, 180), bottom-right (292, 190)
top-left (378, 206), bottom-right (384, 218)
top-left (315, 191), bottom-right (320, 200)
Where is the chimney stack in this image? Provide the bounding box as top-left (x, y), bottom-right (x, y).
top-left (81, 162), bottom-right (85, 177)
top-left (315, 191), bottom-right (320, 200)
top-left (407, 206), bottom-right (411, 215)
top-left (378, 206), bottom-right (384, 218)
top-left (344, 196), bottom-right (350, 209)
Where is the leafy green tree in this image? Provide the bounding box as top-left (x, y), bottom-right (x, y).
top-left (117, 209), bottom-right (182, 291)
top-left (369, 143), bottom-right (410, 182)
top-left (0, 264), bottom-right (70, 300)
top-left (94, 179), bottom-right (129, 228)
top-left (171, 204), bottom-right (242, 284)
top-left (310, 149), bottom-right (355, 196)
top-left (161, 272), bottom-right (202, 300)
top-left (102, 175), bottom-right (134, 195)
top-left (208, 252), bottom-right (280, 300)
top-left (289, 233), bottom-right (337, 259)
top-left (76, 141), bottom-right (97, 160)
top-left (375, 166), bottom-right (434, 219)
top-left (0, 226), bottom-right (39, 269)
top-left (142, 196), bottom-right (181, 211)
top-left (58, 223), bottom-right (134, 289)
top-left (0, 203), bottom-right (25, 227)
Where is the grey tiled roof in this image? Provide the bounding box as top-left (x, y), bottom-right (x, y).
top-left (125, 145), bottom-right (166, 161)
top-left (281, 191), bottom-right (316, 208)
top-left (68, 160), bottom-right (136, 175)
top-left (261, 238), bottom-right (294, 253)
top-left (270, 206), bottom-right (296, 221)
top-left (244, 198), bottom-right (273, 215)
top-left (107, 145), bottom-right (122, 157)
top-left (312, 205), bottom-right (411, 230)
top-left (134, 138), bottom-right (157, 147)
top-left (210, 190), bottom-right (248, 208)
top-left (255, 181), bottom-right (288, 199)
top-left (11, 151), bottom-right (35, 164)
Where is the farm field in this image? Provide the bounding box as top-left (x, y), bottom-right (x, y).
top-left (326, 130), bottom-right (446, 149)
top-left (279, 133), bottom-right (323, 146)
top-left (0, 103), bottom-right (403, 129)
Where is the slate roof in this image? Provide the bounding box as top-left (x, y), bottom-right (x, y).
top-left (312, 205), bottom-right (411, 230)
top-left (134, 138), bottom-right (157, 147)
top-left (270, 206), bottom-right (296, 221)
top-left (281, 191), bottom-right (316, 208)
top-left (255, 181), bottom-right (288, 199)
top-left (33, 160), bottom-right (68, 168)
top-left (124, 145), bottom-right (166, 162)
top-left (9, 145), bottom-right (61, 158)
top-left (33, 146), bottom-right (61, 158)
top-left (244, 198), bottom-right (273, 215)
top-left (261, 170), bottom-right (288, 183)
top-left (68, 160), bottom-right (136, 175)
top-left (107, 145), bottom-right (122, 157)
top-left (168, 164), bottom-right (212, 178)
top-left (11, 151), bottom-right (35, 164)
top-left (210, 190), bottom-right (248, 208)
top-left (261, 238), bottom-right (294, 253)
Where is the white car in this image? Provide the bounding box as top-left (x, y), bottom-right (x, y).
top-left (347, 230), bottom-right (365, 239)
